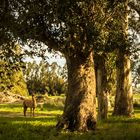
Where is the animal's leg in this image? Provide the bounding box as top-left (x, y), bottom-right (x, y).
top-left (30, 108), bottom-right (32, 117)
top-left (33, 107), bottom-right (35, 117)
top-left (24, 107), bottom-right (27, 116)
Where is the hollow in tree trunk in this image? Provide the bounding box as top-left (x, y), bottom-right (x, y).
top-left (56, 52), bottom-right (97, 131)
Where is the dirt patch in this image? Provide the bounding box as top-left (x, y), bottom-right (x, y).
top-left (0, 111), bottom-right (23, 118)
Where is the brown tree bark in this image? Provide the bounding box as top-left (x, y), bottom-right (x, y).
top-left (96, 55), bottom-right (108, 120)
top-left (113, 0), bottom-right (133, 117)
top-left (113, 50), bottom-right (133, 116)
top-left (56, 52), bottom-right (97, 131)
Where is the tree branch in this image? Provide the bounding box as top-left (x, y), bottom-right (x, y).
top-left (44, 29), bottom-right (64, 53)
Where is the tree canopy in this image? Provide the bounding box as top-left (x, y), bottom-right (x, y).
top-left (0, 0), bottom-right (139, 57)
top-left (2, 1), bottom-right (118, 52)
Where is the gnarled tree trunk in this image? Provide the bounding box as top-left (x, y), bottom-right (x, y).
top-left (56, 52), bottom-right (97, 131)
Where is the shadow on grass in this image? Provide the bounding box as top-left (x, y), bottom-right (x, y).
top-left (44, 103), bottom-right (64, 111)
top-left (134, 106), bottom-right (140, 113)
top-left (1, 105), bottom-right (140, 140)
top-left (1, 116), bottom-right (140, 140)
top-left (0, 103), bottom-right (22, 108)
top-left (1, 104), bottom-right (140, 139)
top-left (0, 116), bottom-right (58, 140)
top-left (0, 111), bottom-right (60, 119)
top-left (104, 106), bottom-right (140, 124)
top-left (103, 117), bottom-right (140, 124)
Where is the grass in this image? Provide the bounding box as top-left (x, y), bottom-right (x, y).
top-left (0, 96), bottom-right (140, 140)
top-left (134, 93), bottom-right (140, 99)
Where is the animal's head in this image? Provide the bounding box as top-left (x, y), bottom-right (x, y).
top-left (32, 93), bottom-right (35, 97)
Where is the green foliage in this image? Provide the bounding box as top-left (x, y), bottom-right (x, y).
top-left (10, 71), bottom-right (28, 96)
top-left (105, 53), bottom-right (117, 95)
top-left (0, 0), bottom-right (138, 57)
top-left (0, 60), bottom-right (28, 96)
top-left (132, 55), bottom-right (140, 87)
top-left (0, 0), bottom-right (15, 47)
top-left (0, 41), bottom-right (28, 96)
top-left (1, 0), bottom-right (139, 95)
top-left (133, 94), bottom-right (140, 107)
top-left (4, 1), bottom-right (123, 55)
top-left (24, 60), bottom-right (67, 95)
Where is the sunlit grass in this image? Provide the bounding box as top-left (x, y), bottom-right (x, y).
top-left (0, 116), bottom-right (58, 140)
top-left (0, 100), bottom-right (62, 140)
top-left (1, 96), bottom-right (140, 140)
top-left (134, 93), bottom-right (140, 99)
top-left (0, 103), bottom-right (22, 112)
top-left (0, 101), bottom-right (63, 117)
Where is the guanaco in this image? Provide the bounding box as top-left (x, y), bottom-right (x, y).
top-left (23, 93), bottom-right (37, 117)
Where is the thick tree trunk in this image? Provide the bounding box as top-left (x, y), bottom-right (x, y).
top-left (113, 0), bottom-right (133, 117)
top-left (56, 52), bottom-right (97, 131)
top-left (96, 55), bottom-right (108, 120)
top-left (113, 50), bottom-right (133, 116)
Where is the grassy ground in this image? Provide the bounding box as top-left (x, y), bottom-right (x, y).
top-left (0, 96), bottom-right (140, 140)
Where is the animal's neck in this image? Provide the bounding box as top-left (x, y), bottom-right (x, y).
top-left (32, 96), bottom-right (36, 105)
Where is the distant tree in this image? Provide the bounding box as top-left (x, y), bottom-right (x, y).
top-left (132, 57), bottom-right (140, 88)
top-left (24, 60), bottom-right (67, 95)
top-left (95, 52), bottom-right (116, 120)
top-left (113, 0), bottom-right (134, 116)
top-left (95, 0), bottom-right (140, 118)
top-left (95, 53), bottom-right (108, 120)
top-left (0, 60), bottom-right (28, 96)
